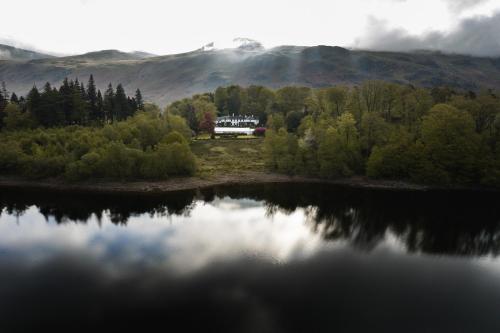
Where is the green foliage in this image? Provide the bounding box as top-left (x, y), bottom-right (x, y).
top-left (3, 103), bottom-right (34, 131)
top-left (255, 81), bottom-right (500, 187)
top-left (360, 112), bottom-right (390, 154)
top-left (263, 128), bottom-right (298, 174)
top-left (3, 76), bottom-right (143, 129)
top-left (285, 111), bottom-right (304, 133)
top-left (167, 97), bottom-right (217, 135)
top-left (366, 129), bottom-right (419, 180)
top-left (266, 114), bottom-right (285, 131)
top-left (4, 78), bottom-right (500, 187)
top-left (0, 111), bottom-right (196, 181)
top-left (161, 131), bottom-right (188, 145)
top-left (318, 113), bottom-right (362, 178)
top-left (419, 104), bottom-right (483, 184)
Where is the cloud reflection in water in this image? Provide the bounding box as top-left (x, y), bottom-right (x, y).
top-left (0, 197), bottom-right (328, 274)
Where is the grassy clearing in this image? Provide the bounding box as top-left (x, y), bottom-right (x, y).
top-left (190, 138), bottom-right (265, 177)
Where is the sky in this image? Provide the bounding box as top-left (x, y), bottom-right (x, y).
top-left (1, 0), bottom-right (500, 56)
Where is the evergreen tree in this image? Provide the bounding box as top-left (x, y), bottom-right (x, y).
top-left (38, 82), bottom-right (55, 126)
top-left (96, 89), bottom-right (104, 123)
top-left (0, 91), bottom-right (6, 130)
top-left (87, 75), bottom-right (99, 122)
top-left (59, 78), bottom-right (73, 125)
top-left (0, 82), bottom-right (8, 129)
top-left (114, 84), bottom-right (130, 120)
top-left (38, 82), bottom-right (64, 127)
top-left (80, 81), bottom-right (87, 100)
top-left (135, 89), bottom-right (144, 110)
top-left (128, 96), bottom-right (137, 113)
top-left (26, 85), bottom-right (41, 125)
top-left (70, 79), bottom-right (88, 125)
top-left (103, 83), bottom-right (115, 122)
top-left (10, 92), bottom-right (19, 104)
top-left (1, 81), bottom-right (9, 101)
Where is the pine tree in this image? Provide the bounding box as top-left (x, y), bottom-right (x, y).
top-left (0, 89), bottom-right (7, 112)
top-left (60, 78), bottom-right (72, 125)
top-left (128, 96), bottom-right (137, 114)
top-left (135, 89), bottom-right (144, 110)
top-left (37, 82), bottom-right (53, 126)
top-left (1, 81), bottom-right (9, 101)
top-left (70, 79), bottom-right (87, 125)
top-left (0, 90), bottom-right (6, 130)
top-left (27, 85), bottom-right (41, 126)
top-left (87, 75), bottom-right (98, 122)
top-left (96, 89), bottom-right (104, 123)
top-left (10, 92), bottom-right (19, 104)
top-left (114, 84), bottom-right (130, 120)
top-left (80, 81), bottom-right (87, 100)
top-left (103, 83), bottom-right (115, 122)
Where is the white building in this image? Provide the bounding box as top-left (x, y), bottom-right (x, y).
top-left (214, 127), bottom-right (255, 136)
top-left (215, 115), bottom-right (259, 128)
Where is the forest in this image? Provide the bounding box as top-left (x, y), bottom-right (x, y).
top-left (1, 79), bottom-right (500, 186)
top-left (0, 76), bottom-right (144, 130)
top-left (168, 83), bottom-right (500, 187)
top-left (0, 77), bottom-right (196, 180)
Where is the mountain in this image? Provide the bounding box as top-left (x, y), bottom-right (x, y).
top-left (2, 44), bottom-right (500, 106)
top-left (130, 51), bottom-right (158, 59)
top-left (0, 44), bottom-right (54, 61)
top-left (200, 38), bottom-right (264, 52)
top-left (56, 49), bottom-right (158, 62)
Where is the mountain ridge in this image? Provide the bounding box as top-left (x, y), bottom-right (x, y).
top-left (1, 44), bottom-right (500, 106)
top-left (0, 44), bottom-right (55, 61)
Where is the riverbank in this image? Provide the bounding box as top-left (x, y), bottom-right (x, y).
top-left (1, 171), bottom-right (496, 195)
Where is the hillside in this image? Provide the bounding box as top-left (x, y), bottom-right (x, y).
top-left (54, 49), bottom-right (158, 62)
top-left (0, 44), bottom-right (54, 61)
top-left (1, 44), bottom-right (500, 106)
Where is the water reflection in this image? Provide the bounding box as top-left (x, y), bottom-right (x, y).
top-left (1, 184), bottom-right (500, 332)
top-left (2, 184), bottom-right (500, 257)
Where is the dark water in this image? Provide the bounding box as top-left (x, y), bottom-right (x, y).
top-left (1, 184), bottom-right (500, 332)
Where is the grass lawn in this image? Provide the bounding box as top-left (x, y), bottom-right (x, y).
top-left (190, 137), bottom-right (265, 177)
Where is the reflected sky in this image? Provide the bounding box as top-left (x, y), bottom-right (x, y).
top-left (1, 184), bottom-right (500, 332)
top-left (1, 198), bottom-right (329, 274)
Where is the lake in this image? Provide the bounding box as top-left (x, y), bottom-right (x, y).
top-left (1, 184), bottom-right (500, 332)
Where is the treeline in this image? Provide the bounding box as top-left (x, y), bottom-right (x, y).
top-left (0, 76), bottom-right (144, 130)
top-left (167, 85), bottom-right (283, 134)
top-left (258, 82), bottom-right (500, 187)
top-left (167, 85), bottom-right (315, 134)
top-left (0, 108), bottom-right (196, 180)
top-left (167, 82), bottom-right (500, 186)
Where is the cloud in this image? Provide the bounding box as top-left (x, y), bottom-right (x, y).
top-left (443, 0), bottom-right (490, 13)
top-left (355, 12), bottom-right (500, 57)
top-left (390, 0), bottom-right (490, 12)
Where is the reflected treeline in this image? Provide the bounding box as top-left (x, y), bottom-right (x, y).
top-left (0, 188), bottom-right (197, 224)
top-left (202, 184), bottom-right (500, 257)
top-left (2, 184), bottom-right (500, 256)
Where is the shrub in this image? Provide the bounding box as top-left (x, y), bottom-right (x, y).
top-left (0, 111), bottom-right (197, 181)
top-left (253, 128), bottom-right (266, 136)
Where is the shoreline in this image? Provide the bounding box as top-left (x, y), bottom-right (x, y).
top-left (0, 172), bottom-right (497, 195)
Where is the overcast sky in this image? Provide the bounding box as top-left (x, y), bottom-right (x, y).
top-left (1, 0), bottom-right (500, 56)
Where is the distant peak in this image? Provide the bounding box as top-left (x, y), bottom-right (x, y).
top-left (201, 42), bottom-right (216, 52)
top-left (233, 38), bottom-right (264, 51)
top-left (199, 38), bottom-right (264, 52)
